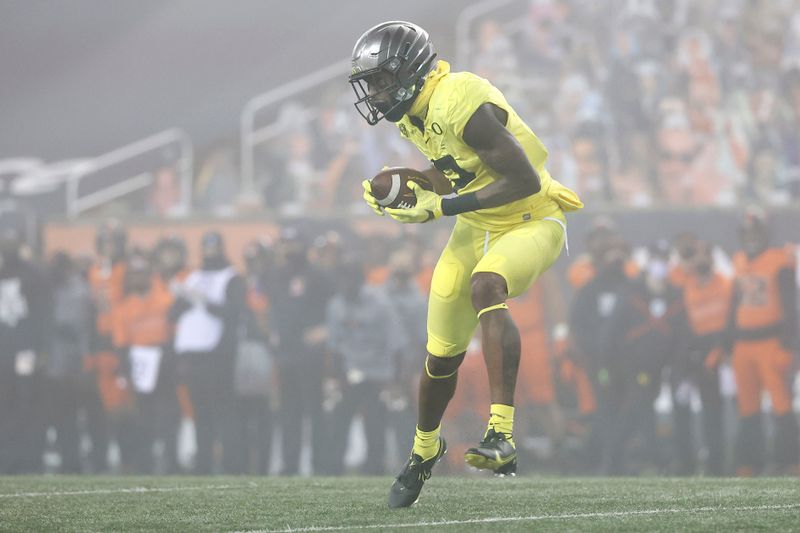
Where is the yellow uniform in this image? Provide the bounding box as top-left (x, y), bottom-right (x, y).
top-left (397, 60), bottom-right (582, 357)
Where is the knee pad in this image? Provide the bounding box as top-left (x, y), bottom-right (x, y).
top-left (476, 302), bottom-right (509, 319)
top-left (424, 356), bottom-right (458, 380)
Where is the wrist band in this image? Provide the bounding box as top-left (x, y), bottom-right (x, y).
top-left (441, 193), bottom-right (481, 216)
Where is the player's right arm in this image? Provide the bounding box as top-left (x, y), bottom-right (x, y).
top-left (383, 103), bottom-right (543, 221)
top-left (438, 102), bottom-right (541, 216)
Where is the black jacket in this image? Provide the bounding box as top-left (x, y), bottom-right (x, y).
top-left (0, 258), bottom-right (50, 357)
top-left (569, 269), bottom-right (630, 378)
top-left (599, 278), bottom-right (688, 388)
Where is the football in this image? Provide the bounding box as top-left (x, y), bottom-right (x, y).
top-left (369, 167), bottom-right (434, 209)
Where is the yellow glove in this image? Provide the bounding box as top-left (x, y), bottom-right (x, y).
top-left (362, 179), bottom-right (384, 216)
top-left (384, 181), bottom-right (443, 224)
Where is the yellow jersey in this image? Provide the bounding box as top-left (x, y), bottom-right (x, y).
top-left (397, 60), bottom-right (581, 232)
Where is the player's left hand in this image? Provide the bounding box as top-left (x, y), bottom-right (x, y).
top-left (385, 181), bottom-right (443, 224)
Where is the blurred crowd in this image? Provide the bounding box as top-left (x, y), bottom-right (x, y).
top-left (558, 208), bottom-right (798, 477)
top-left (184, 0), bottom-right (800, 218)
top-left (0, 219), bottom-right (437, 475)
top-left (4, 1), bottom-right (800, 221)
top-left (470, 0), bottom-right (800, 207)
top-left (0, 207), bottom-right (797, 477)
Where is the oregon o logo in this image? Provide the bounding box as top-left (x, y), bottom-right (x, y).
top-left (431, 122), bottom-right (443, 135)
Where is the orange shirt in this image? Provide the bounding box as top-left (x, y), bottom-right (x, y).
top-left (733, 248), bottom-right (795, 331)
top-left (683, 272), bottom-right (733, 336)
top-left (112, 279), bottom-right (174, 347)
top-left (669, 263), bottom-right (691, 288)
top-left (89, 261), bottom-right (126, 336)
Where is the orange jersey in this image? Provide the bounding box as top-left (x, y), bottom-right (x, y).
top-left (91, 351), bottom-right (133, 413)
top-left (683, 273), bottom-right (733, 336)
top-left (733, 248), bottom-right (795, 331)
top-left (733, 338), bottom-right (794, 417)
top-left (89, 261), bottom-right (126, 336)
top-left (111, 279), bottom-right (174, 347)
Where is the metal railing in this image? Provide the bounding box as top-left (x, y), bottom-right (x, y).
top-left (240, 59), bottom-right (351, 195)
top-left (66, 128), bottom-right (193, 218)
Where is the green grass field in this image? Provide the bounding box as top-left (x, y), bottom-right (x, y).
top-left (0, 475), bottom-right (798, 532)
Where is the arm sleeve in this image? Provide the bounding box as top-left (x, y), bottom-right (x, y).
top-left (670, 295), bottom-right (693, 377)
top-left (205, 275), bottom-right (246, 323)
top-left (225, 276), bottom-right (247, 326)
top-left (35, 270), bottom-right (54, 354)
top-left (778, 267), bottom-right (797, 349)
top-left (722, 282), bottom-right (741, 353)
top-left (168, 296), bottom-right (192, 323)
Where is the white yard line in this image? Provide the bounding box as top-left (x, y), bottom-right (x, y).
top-left (236, 503), bottom-right (800, 533)
top-left (0, 483), bottom-right (256, 499)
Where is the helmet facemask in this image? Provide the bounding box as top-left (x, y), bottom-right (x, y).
top-left (350, 57), bottom-right (420, 125)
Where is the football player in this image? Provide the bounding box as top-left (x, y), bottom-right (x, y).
top-left (728, 208), bottom-right (798, 475)
top-left (351, 21), bottom-right (583, 507)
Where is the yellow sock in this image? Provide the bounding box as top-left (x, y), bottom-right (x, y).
top-left (487, 403), bottom-right (515, 446)
top-left (412, 425), bottom-right (441, 461)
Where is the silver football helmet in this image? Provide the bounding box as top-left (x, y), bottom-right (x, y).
top-left (349, 21), bottom-right (437, 125)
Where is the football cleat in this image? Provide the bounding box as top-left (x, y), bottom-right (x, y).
top-left (388, 437), bottom-right (447, 508)
top-left (464, 428), bottom-right (517, 476)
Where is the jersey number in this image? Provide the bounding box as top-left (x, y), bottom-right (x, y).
top-left (432, 155), bottom-right (476, 191)
top-left (739, 276), bottom-right (768, 307)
